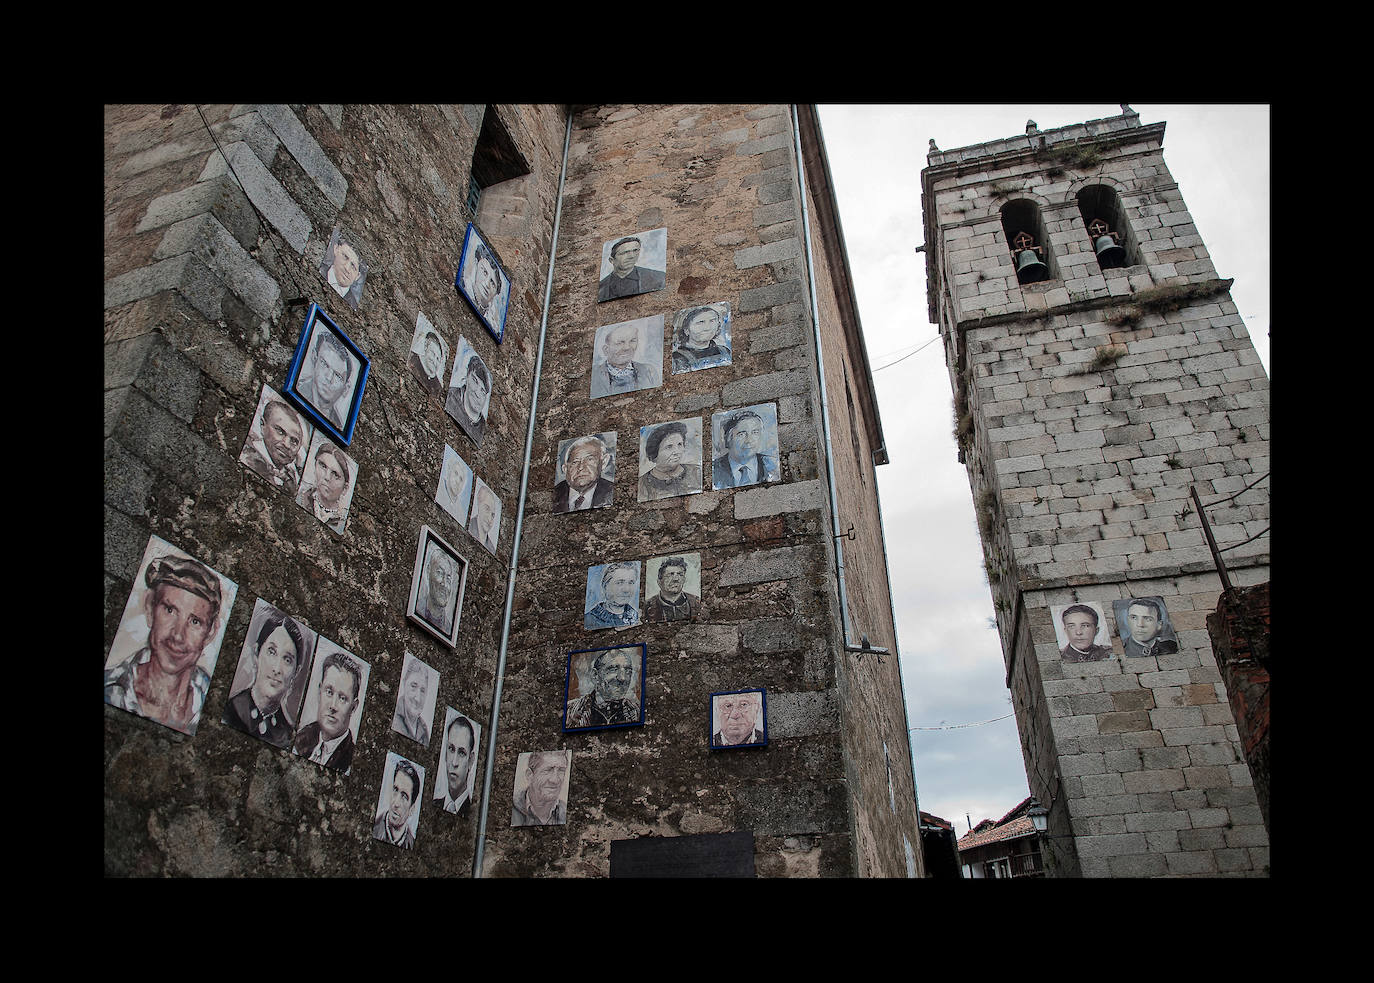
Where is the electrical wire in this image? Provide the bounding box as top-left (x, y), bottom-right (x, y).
top-left (873, 333), bottom-right (941, 371)
top-left (909, 711), bottom-right (1015, 731)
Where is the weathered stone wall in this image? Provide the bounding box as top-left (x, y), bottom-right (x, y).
top-left (1207, 582), bottom-right (1270, 837)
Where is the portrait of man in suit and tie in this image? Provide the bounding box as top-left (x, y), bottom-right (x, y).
top-left (292, 641), bottom-right (369, 775)
top-left (711, 403), bottom-right (781, 491)
top-left (553, 433), bottom-right (617, 513)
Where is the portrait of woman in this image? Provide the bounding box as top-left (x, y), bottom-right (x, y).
top-left (222, 600), bottom-right (315, 749)
top-left (296, 435), bottom-right (356, 534)
top-left (637, 418), bottom-right (703, 502)
top-left (584, 561), bottom-right (641, 630)
top-left (670, 302), bottom-right (732, 375)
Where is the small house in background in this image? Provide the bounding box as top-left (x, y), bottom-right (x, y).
top-left (957, 796), bottom-right (1044, 879)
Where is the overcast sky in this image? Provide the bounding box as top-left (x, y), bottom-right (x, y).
top-left (814, 104), bottom-right (1270, 834)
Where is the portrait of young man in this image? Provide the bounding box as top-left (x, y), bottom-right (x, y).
top-left (239, 383), bottom-right (313, 497)
top-left (373, 752), bottom-right (425, 850)
top-left (295, 433), bottom-right (357, 534)
top-left (1053, 602), bottom-right (1113, 663)
top-left (589, 315), bottom-right (663, 399)
top-left (391, 651), bottom-right (439, 749)
top-left (468, 477), bottom-right (501, 556)
top-left (711, 403), bottom-right (781, 490)
top-left (434, 444), bottom-right (474, 527)
top-left (1112, 596), bottom-right (1180, 659)
top-left (643, 553), bottom-right (705, 623)
top-left (457, 225), bottom-right (510, 341)
top-left (407, 527), bottom-right (468, 647)
top-left (596, 228), bottom-right (666, 303)
top-left (292, 639), bottom-right (369, 775)
top-left (638, 418), bottom-right (703, 502)
top-left (318, 226), bottom-right (367, 310)
top-left (710, 689), bottom-right (767, 749)
top-left (222, 598), bottom-right (315, 749)
top-left (563, 645), bottom-right (645, 732)
top-left (407, 312), bottom-right (448, 398)
top-left (295, 324), bottom-right (360, 434)
top-left (511, 750), bottom-right (571, 828)
top-left (553, 433), bottom-right (617, 513)
top-left (105, 535), bottom-right (238, 737)
top-left (433, 708), bottom-right (481, 817)
top-left (445, 337), bottom-right (492, 447)
top-left (583, 561), bottom-right (641, 631)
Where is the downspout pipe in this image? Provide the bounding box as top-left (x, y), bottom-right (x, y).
top-left (472, 109), bottom-right (573, 877)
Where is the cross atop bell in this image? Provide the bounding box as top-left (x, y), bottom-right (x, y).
top-left (1012, 231), bottom-right (1049, 284)
top-left (1087, 218), bottom-right (1127, 269)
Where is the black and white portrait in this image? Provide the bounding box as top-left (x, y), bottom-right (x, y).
top-left (710, 689), bottom-right (768, 749)
top-left (289, 306), bottom-right (367, 441)
top-left (391, 651), bottom-right (440, 749)
top-left (239, 383), bottom-right (312, 497)
top-left (563, 644), bottom-right (646, 733)
top-left (511, 750), bottom-right (571, 827)
top-left (1052, 601), bottom-right (1113, 663)
top-left (433, 707), bottom-right (481, 817)
top-left (590, 316), bottom-right (663, 399)
top-left (670, 302), bottom-right (732, 374)
top-left (1112, 597), bottom-right (1180, 659)
top-left (711, 403), bottom-right (781, 490)
top-left (583, 561), bottom-right (641, 631)
top-left (597, 227), bottom-right (666, 303)
top-left (643, 553), bottom-right (705, 623)
top-left (292, 638), bottom-right (369, 775)
top-left (318, 225), bottom-right (367, 310)
top-left (434, 444), bottom-right (474, 527)
top-left (638, 417), bottom-right (703, 502)
top-left (468, 476), bottom-right (501, 556)
top-left (456, 222), bottom-right (510, 343)
top-left (295, 432), bottom-right (357, 535)
top-left (373, 751), bottom-right (425, 850)
top-left (222, 598), bottom-right (315, 749)
top-left (445, 335), bottom-right (491, 447)
top-left (553, 432), bottom-right (617, 513)
top-left (407, 525), bottom-right (469, 648)
top-left (407, 311), bottom-right (448, 398)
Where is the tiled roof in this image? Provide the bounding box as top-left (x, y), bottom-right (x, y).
top-left (958, 815), bottom-right (1037, 852)
top-left (920, 811), bottom-right (953, 831)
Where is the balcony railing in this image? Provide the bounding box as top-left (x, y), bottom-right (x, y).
top-left (1010, 851), bottom-right (1045, 878)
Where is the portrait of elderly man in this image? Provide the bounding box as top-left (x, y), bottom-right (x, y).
top-left (590, 316), bottom-right (663, 399)
top-left (1056, 603), bottom-right (1113, 663)
top-left (105, 539), bottom-right (236, 736)
top-left (391, 652), bottom-right (438, 748)
top-left (373, 753), bottom-right (424, 850)
top-left (638, 419), bottom-right (701, 502)
top-left (459, 233), bottom-right (509, 336)
top-left (222, 601), bottom-right (312, 748)
top-left (511, 750), bottom-right (571, 827)
top-left (292, 646), bottom-right (366, 774)
top-left (434, 445), bottom-right (474, 525)
top-left (295, 328), bottom-right (357, 433)
top-left (434, 709), bottom-right (480, 816)
top-left (554, 433), bottom-right (616, 513)
top-left (584, 561), bottom-right (641, 630)
top-left (468, 478), bottom-right (501, 556)
top-left (712, 405), bottom-right (780, 490)
top-left (643, 555), bottom-right (705, 623)
top-left (445, 343), bottom-right (491, 446)
top-left (711, 690), bottom-right (766, 748)
top-left (407, 316), bottom-right (448, 398)
top-left (318, 226), bottom-right (366, 309)
top-left (564, 645), bottom-right (643, 731)
top-left (670, 303), bottom-right (732, 375)
top-left (1114, 597), bottom-right (1180, 659)
top-left (296, 436), bottom-right (355, 534)
top-left (239, 385), bottom-right (310, 496)
top-left (408, 528), bottom-right (467, 646)
top-left (597, 231), bottom-right (666, 302)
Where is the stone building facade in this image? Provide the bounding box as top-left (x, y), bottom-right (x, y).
top-left (921, 109), bottom-right (1270, 876)
top-left (103, 104), bottom-right (921, 877)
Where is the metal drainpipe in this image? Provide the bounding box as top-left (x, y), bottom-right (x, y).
top-left (472, 110), bottom-right (573, 877)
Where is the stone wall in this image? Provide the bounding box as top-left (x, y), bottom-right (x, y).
top-left (1207, 582), bottom-right (1270, 836)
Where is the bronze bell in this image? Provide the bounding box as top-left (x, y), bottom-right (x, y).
top-left (1093, 232), bottom-right (1127, 269)
top-left (1015, 248), bottom-right (1049, 284)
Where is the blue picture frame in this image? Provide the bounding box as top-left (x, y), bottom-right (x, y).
top-left (562, 642), bottom-right (647, 734)
top-left (454, 222), bottom-right (510, 344)
top-left (283, 303), bottom-right (369, 448)
top-left (708, 688), bottom-right (767, 750)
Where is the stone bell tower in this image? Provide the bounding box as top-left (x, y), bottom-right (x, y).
top-left (921, 108), bottom-right (1269, 876)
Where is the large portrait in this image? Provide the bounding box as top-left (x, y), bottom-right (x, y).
top-left (391, 651), bottom-right (440, 749)
top-left (670, 301), bottom-right (732, 375)
top-left (318, 225), bottom-right (368, 310)
top-left (590, 315), bottom-right (663, 399)
top-left (1052, 601), bottom-right (1113, 663)
top-left (373, 751), bottom-right (425, 850)
top-left (553, 432), bottom-right (617, 513)
top-left (711, 402), bottom-right (781, 490)
top-left (407, 525), bottom-right (469, 648)
top-left (104, 535), bottom-right (239, 736)
top-left (584, 561), bottom-right (641, 631)
top-left (239, 382), bottom-right (313, 497)
top-left (511, 749), bottom-right (571, 827)
top-left (597, 227), bottom-right (667, 303)
top-left (295, 431), bottom-right (357, 535)
top-left (644, 552), bottom-right (705, 623)
top-left (468, 475), bottom-right (501, 556)
top-left (445, 335), bottom-right (491, 447)
top-left (284, 303), bottom-right (369, 447)
top-left (563, 643), bottom-right (646, 733)
top-left (407, 311), bottom-right (448, 398)
top-left (1112, 596), bottom-right (1180, 659)
top-left (221, 598), bottom-right (316, 749)
top-left (638, 417), bottom-right (703, 502)
top-left (709, 688), bottom-right (768, 750)
top-left (434, 444), bottom-right (474, 527)
top-left (292, 637), bottom-right (370, 775)
top-left (455, 222), bottom-right (511, 344)
top-left (434, 707), bottom-right (482, 817)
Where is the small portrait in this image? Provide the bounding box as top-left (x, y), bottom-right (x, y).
top-left (104, 535), bottom-right (239, 737)
top-left (511, 749), bottom-right (571, 827)
top-left (597, 227), bottom-right (667, 303)
top-left (590, 315), bottom-right (664, 399)
top-left (553, 432), bottom-right (617, 513)
top-left (644, 553), bottom-right (705, 623)
top-left (221, 598), bottom-right (315, 749)
top-left (284, 303), bottom-right (369, 446)
top-left (445, 335), bottom-right (491, 447)
top-left (292, 638), bottom-right (369, 774)
top-left (318, 225), bottom-right (368, 310)
top-left (1113, 596), bottom-right (1180, 659)
top-left (407, 311), bottom-right (448, 398)
top-left (455, 222), bottom-right (511, 344)
top-left (295, 432), bottom-right (357, 535)
top-left (563, 643), bottom-right (646, 733)
top-left (710, 689), bottom-right (768, 749)
top-left (468, 476), bottom-right (501, 556)
top-left (584, 561), bottom-right (641, 631)
top-left (391, 651), bottom-right (440, 749)
top-left (239, 383), bottom-right (313, 497)
top-left (1052, 601), bottom-right (1113, 663)
top-left (434, 708), bottom-right (482, 817)
top-left (407, 525), bottom-right (469, 648)
top-left (638, 417), bottom-right (703, 502)
top-left (670, 301), bottom-right (732, 375)
top-left (434, 444), bottom-right (474, 527)
top-left (711, 402), bottom-right (781, 490)
top-left (373, 751), bottom-right (425, 850)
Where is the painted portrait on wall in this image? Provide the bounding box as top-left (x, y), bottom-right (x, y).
top-left (433, 707), bottom-right (482, 817)
top-left (221, 598), bottom-right (316, 749)
top-left (710, 688), bottom-right (767, 750)
top-left (670, 301), bottom-right (732, 374)
top-left (239, 382), bottom-right (313, 497)
top-left (711, 402), bottom-right (781, 490)
top-left (553, 432), bottom-right (617, 513)
top-left (292, 637), bottom-right (370, 775)
top-left (391, 651), bottom-right (440, 749)
top-left (1052, 601), bottom-right (1113, 663)
top-left (643, 553), bottom-right (705, 623)
top-left (104, 535), bottom-right (239, 737)
top-left (597, 227), bottom-right (666, 303)
top-left (455, 222), bottom-right (510, 344)
top-left (638, 417), bottom-right (703, 502)
top-left (511, 749), bottom-right (571, 827)
top-left (445, 335), bottom-right (491, 447)
top-left (563, 643), bottom-right (646, 733)
top-left (590, 315), bottom-right (663, 399)
top-left (373, 751), bottom-right (425, 850)
top-left (1112, 597), bottom-right (1180, 659)
top-left (283, 303), bottom-right (369, 447)
top-left (468, 476), bottom-right (501, 556)
top-left (406, 525), bottom-right (469, 648)
top-left (584, 561), bottom-right (641, 631)
top-left (434, 444), bottom-right (474, 527)
top-left (407, 311), bottom-right (448, 398)
top-left (295, 431), bottom-right (358, 535)
top-left (318, 225), bottom-right (368, 310)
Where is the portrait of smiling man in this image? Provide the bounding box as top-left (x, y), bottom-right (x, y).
top-left (597, 228), bottom-right (666, 302)
top-left (511, 750), bottom-right (571, 827)
top-left (408, 527), bottom-right (468, 646)
top-left (434, 708), bottom-right (481, 817)
top-left (590, 316), bottom-right (663, 399)
top-left (222, 599), bottom-right (314, 749)
top-left (239, 384), bottom-right (311, 496)
top-left (391, 652), bottom-right (439, 749)
top-left (564, 645), bottom-right (644, 732)
top-left (292, 643), bottom-right (368, 775)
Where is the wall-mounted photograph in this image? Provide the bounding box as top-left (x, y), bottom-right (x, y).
top-left (407, 311), bottom-right (448, 398)
top-left (511, 750), bottom-right (571, 827)
top-left (670, 301), bottom-right (732, 374)
top-left (222, 598), bottom-right (315, 749)
top-left (445, 335), bottom-right (491, 447)
top-left (553, 432), bottom-right (616, 513)
top-left (455, 222), bottom-right (510, 344)
top-left (711, 402), bottom-right (780, 490)
top-left (391, 651), bottom-right (440, 749)
top-left (373, 751), bottom-right (425, 850)
top-left (638, 417), bottom-right (703, 502)
top-left (318, 225), bottom-right (367, 310)
top-left (468, 476), bottom-right (501, 556)
top-left (240, 383), bottom-right (313, 497)
top-left (597, 227), bottom-right (667, 303)
top-left (434, 444), bottom-right (474, 527)
top-left (433, 707), bottom-right (481, 817)
top-left (710, 688), bottom-right (767, 749)
top-left (292, 638), bottom-right (369, 775)
top-left (643, 553), bottom-right (705, 623)
top-left (563, 643), bottom-right (646, 733)
top-left (590, 315), bottom-right (663, 399)
top-left (1112, 596), bottom-right (1180, 659)
top-left (284, 303), bottom-right (369, 447)
top-left (584, 561), bottom-right (641, 631)
top-left (407, 525), bottom-right (469, 648)
top-left (295, 432), bottom-right (357, 535)
top-left (1052, 601), bottom-right (1113, 663)
top-left (104, 535), bottom-right (239, 737)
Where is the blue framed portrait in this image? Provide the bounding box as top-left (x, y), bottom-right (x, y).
top-left (455, 223), bottom-right (510, 344)
top-left (283, 303), bottom-right (369, 448)
top-left (709, 688), bottom-right (767, 750)
top-left (562, 643), bottom-right (646, 734)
